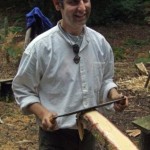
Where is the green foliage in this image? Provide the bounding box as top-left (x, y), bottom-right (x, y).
top-left (0, 0), bottom-right (28, 8)
top-left (116, 0), bottom-right (141, 13)
top-left (134, 48), bottom-right (150, 64)
top-left (113, 47), bottom-right (126, 61)
top-left (4, 17), bottom-right (8, 36)
top-left (1, 0), bottom-right (148, 26)
top-left (135, 57), bottom-right (150, 63)
top-left (16, 0), bottom-right (147, 26)
top-left (143, 1), bottom-right (150, 24)
top-left (0, 17), bottom-right (24, 63)
top-left (145, 16), bottom-right (150, 24)
top-left (89, 0), bottom-right (113, 25)
top-left (89, 0), bottom-right (145, 25)
top-left (124, 38), bottom-right (150, 48)
top-left (9, 26), bottom-right (23, 33)
top-left (5, 47), bottom-right (17, 58)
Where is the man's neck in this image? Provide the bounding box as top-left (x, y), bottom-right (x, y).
top-left (60, 20), bottom-right (84, 36)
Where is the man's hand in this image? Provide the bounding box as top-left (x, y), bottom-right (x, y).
top-left (113, 96), bottom-right (128, 112)
top-left (108, 88), bottom-right (128, 112)
top-left (41, 112), bottom-right (57, 131)
top-left (27, 103), bottom-right (58, 131)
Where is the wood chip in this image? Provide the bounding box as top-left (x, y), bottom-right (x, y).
top-left (16, 139), bottom-right (33, 144)
top-left (135, 62), bottom-right (148, 75)
top-left (0, 118), bottom-right (4, 124)
top-left (126, 129), bottom-right (141, 137)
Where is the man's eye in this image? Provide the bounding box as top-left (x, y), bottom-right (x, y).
top-left (67, 0), bottom-right (80, 5)
top-left (67, 0), bottom-right (90, 5)
top-left (83, 0), bottom-right (89, 2)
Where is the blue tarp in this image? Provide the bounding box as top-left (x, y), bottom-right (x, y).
top-left (26, 7), bottom-right (53, 38)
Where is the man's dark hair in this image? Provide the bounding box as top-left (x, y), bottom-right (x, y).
top-left (58, 0), bottom-right (64, 8)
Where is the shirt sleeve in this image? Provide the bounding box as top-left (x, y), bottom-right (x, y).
top-left (12, 46), bottom-right (42, 114)
top-left (99, 38), bottom-right (117, 111)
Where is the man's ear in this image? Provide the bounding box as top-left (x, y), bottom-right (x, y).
top-left (52, 0), bottom-right (61, 11)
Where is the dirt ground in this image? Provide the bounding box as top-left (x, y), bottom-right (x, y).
top-left (0, 17), bottom-right (150, 150)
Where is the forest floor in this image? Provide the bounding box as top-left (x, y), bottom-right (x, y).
top-left (0, 8), bottom-right (150, 150)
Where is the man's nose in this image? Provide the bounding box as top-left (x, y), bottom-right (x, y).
top-left (77, 0), bottom-right (86, 11)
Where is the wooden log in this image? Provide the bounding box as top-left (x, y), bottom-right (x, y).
top-left (0, 78), bottom-right (13, 83)
top-left (80, 110), bottom-right (139, 150)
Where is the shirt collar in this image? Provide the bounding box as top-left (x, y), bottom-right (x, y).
top-left (57, 20), bottom-right (90, 51)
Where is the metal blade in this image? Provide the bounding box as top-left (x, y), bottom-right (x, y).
top-left (54, 97), bottom-right (125, 119)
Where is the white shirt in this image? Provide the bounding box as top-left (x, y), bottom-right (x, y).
top-left (12, 24), bottom-right (117, 129)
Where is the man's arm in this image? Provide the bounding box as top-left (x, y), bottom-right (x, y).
top-left (27, 103), bottom-right (57, 131)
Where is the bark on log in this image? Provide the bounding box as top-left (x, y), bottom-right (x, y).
top-left (80, 110), bottom-right (139, 150)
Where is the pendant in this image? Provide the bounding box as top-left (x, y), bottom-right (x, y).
top-left (73, 44), bottom-right (80, 64)
top-left (74, 55), bottom-right (80, 64)
top-left (73, 44), bottom-right (79, 54)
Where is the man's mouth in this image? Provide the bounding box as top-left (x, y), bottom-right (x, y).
top-left (75, 14), bottom-right (86, 20)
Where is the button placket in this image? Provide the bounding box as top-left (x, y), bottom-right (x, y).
top-left (80, 59), bottom-right (89, 108)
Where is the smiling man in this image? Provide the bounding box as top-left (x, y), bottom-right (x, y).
top-left (56, 0), bottom-right (91, 35)
top-left (12, 0), bottom-right (128, 149)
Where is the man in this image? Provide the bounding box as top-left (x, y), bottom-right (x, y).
top-left (12, 0), bottom-right (128, 149)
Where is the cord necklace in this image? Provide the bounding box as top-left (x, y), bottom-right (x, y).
top-left (58, 23), bottom-right (84, 64)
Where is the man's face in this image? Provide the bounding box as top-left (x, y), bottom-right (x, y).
top-left (60, 0), bottom-right (91, 32)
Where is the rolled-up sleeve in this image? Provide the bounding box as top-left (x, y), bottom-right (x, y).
top-left (12, 46), bottom-right (41, 114)
top-left (99, 39), bottom-right (117, 110)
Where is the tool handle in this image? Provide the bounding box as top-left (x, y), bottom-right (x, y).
top-left (54, 97), bottom-right (126, 119)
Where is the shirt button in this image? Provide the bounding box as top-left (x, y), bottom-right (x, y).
top-left (83, 101), bottom-right (88, 107)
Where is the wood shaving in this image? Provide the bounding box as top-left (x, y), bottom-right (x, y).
top-left (117, 76), bottom-right (149, 92)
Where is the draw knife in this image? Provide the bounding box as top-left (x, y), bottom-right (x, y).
top-left (54, 97), bottom-right (125, 119)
